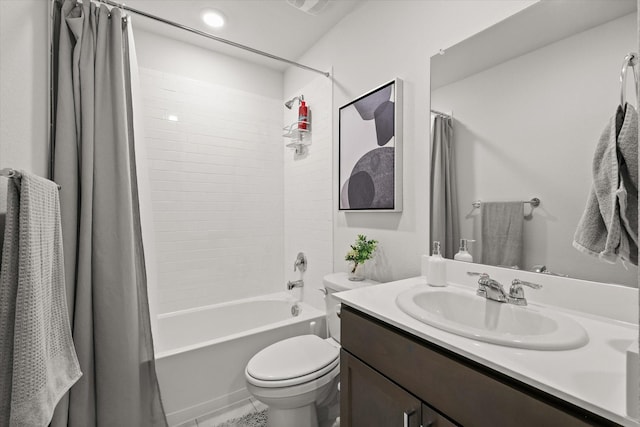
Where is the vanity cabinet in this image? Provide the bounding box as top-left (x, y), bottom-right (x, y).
top-left (340, 305), bottom-right (617, 427)
top-left (341, 351), bottom-right (422, 427)
top-left (341, 350), bottom-right (455, 427)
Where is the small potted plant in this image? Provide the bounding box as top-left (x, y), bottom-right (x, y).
top-left (345, 234), bottom-right (378, 281)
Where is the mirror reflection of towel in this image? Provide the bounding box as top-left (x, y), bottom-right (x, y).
top-left (573, 103), bottom-right (638, 265)
top-left (481, 201), bottom-right (524, 268)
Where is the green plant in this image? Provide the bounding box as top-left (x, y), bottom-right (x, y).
top-left (345, 234), bottom-right (378, 273)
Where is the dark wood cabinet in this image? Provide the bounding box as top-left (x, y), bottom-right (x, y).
top-left (340, 305), bottom-right (618, 427)
top-left (422, 404), bottom-right (457, 427)
top-left (341, 350), bottom-right (421, 427)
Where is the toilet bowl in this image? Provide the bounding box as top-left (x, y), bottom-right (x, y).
top-left (245, 273), bottom-right (379, 427)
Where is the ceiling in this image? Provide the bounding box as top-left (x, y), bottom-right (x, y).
top-left (431, 0), bottom-right (637, 89)
top-left (123, 0), bottom-right (362, 72)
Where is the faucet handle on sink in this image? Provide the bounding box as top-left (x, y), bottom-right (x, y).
top-left (508, 279), bottom-right (542, 306)
top-left (467, 272), bottom-right (498, 300)
top-left (467, 272), bottom-right (493, 288)
top-left (467, 271), bottom-right (489, 278)
top-left (512, 278), bottom-right (542, 289)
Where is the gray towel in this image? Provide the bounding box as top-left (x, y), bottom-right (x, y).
top-left (573, 104), bottom-right (638, 265)
top-left (481, 201), bottom-right (524, 268)
top-left (0, 172), bottom-right (81, 426)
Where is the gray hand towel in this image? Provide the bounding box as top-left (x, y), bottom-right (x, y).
top-left (0, 172), bottom-right (81, 426)
top-left (481, 201), bottom-right (524, 268)
top-left (573, 103), bottom-right (638, 265)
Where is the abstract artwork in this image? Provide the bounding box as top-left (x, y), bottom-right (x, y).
top-left (339, 79), bottom-right (402, 211)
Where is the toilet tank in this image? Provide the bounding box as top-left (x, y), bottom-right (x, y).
top-left (323, 272), bottom-right (379, 343)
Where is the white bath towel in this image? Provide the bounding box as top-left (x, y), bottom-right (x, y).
top-left (481, 201), bottom-right (524, 268)
top-left (0, 172), bottom-right (81, 426)
top-left (573, 103), bottom-right (638, 265)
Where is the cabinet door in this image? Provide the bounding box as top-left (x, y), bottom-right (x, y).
top-left (341, 350), bottom-right (421, 427)
top-left (422, 403), bottom-right (457, 427)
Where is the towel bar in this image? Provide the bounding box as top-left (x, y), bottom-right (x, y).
top-left (0, 168), bottom-right (62, 190)
top-left (472, 197), bottom-right (540, 209)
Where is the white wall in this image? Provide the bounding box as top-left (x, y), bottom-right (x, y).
top-left (432, 13), bottom-right (637, 287)
top-left (0, 0), bottom-right (49, 213)
top-left (133, 29), bottom-right (282, 100)
top-left (133, 28), bottom-right (285, 313)
top-left (284, 0), bottom-right (536, 282)
top-left (283, 75), bottom-right (333, 311)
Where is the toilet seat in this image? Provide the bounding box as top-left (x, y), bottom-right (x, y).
top-left (246, 335), bottom-right (339, 388)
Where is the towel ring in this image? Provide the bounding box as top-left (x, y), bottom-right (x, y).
top-left (620, 52), bottom-right (638, 107)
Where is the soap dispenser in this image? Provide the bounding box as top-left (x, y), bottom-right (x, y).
top-left (427, 241), bottom-right (447, 287)
top-left (454, 239), bottom-right (475, 262)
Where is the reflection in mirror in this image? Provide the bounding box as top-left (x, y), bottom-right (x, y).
top-left (430, 0), bottom-right (638, 287)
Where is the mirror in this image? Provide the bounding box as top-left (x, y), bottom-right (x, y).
top-left (430, 0), bottom-right (638, 287)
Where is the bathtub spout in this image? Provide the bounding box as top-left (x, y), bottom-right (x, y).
top-left (287, 279), bottom-right (304, 290)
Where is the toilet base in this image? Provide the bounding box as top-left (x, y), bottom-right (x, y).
top-left (267, 404), bottom-right (318, 427)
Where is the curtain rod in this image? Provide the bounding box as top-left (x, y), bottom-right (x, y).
top-left (95, 0), bottom-right (330, 78)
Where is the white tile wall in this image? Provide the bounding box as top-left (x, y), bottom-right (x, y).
top-left (139, 67), bottom-right (284, 314)
top-left (284, 76), bottom-right (334, 311)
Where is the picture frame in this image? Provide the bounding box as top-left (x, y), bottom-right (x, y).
top-left (338, 78), bottom-right (402, 212)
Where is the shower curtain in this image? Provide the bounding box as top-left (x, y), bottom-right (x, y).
top-left (430, 114), bottom-right (460, 259)
top-left (50, 1), bottom-right (166, 425)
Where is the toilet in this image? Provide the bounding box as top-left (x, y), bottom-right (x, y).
top-left (245, 272), bottom-right (379, 427)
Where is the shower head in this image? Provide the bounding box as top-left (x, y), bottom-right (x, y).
top-left (285, 95), bottom-right (304, 109)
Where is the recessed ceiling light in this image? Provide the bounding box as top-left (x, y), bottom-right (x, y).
top-left (201, 9), bottom-right (225, 29)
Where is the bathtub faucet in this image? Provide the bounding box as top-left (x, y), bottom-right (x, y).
top-left (287, 279), bottom-right (304, 290)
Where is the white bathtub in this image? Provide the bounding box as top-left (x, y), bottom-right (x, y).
top-left (155, 293), bottom-right (326, 426)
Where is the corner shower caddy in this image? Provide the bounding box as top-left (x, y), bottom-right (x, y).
top-left (283, 121), bottom-right (311, 155)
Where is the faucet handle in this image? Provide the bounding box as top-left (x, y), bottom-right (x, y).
top-left (508, 278), bottom-right (542, 306)
top-left (467, 272), bottom-right (493, 287)
top-left (467, 272), bottom-right (490, 298)
top-left (512, 278), bottom-right (542, 290)
top-left (467, 271), bottom-right (489, 278)
top-left (293, 252), bottom-right (307, 272)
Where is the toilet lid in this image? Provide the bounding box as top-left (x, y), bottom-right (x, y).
top-left (246, 335), bottom-right (339, 382)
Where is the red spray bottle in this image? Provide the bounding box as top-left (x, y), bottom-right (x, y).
top-left (298, 100), bottom-right (308, 130)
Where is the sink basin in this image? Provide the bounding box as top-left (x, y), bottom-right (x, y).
top-left (395, 285), bottom-right (588, 350)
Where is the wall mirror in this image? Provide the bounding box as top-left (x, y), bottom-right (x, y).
top-left (430, 0), bottom-right (638, 287)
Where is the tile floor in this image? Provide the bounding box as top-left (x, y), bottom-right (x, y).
top-left (176, 398), bottom-right (339, 427)
top-left (176, 398), bottom-right (268, 427)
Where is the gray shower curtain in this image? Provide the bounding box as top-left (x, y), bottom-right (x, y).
top-left (50, 1), bottom-right (166, 425)
top-left (430, 114), bottom-right (460, 259)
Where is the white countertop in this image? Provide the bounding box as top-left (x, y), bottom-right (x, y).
top-left (334, 276), bottom-right (638, 427)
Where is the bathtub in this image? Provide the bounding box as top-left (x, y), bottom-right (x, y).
top-left (155, 293), bottom-right (326, 426)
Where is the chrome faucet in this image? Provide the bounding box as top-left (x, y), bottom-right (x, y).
top-left (468, 272), bottom-right (508, 303)
top-left (468, 272), bottom-right (541, 306)
top-left (287, 279), bottom-right (304, 290)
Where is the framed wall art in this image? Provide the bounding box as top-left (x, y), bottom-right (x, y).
top-left (339, 78), bottom-right (402, 212)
